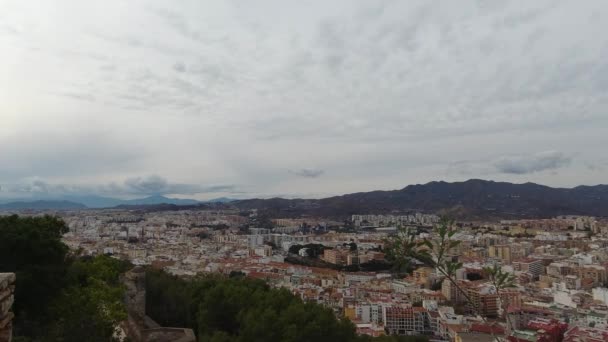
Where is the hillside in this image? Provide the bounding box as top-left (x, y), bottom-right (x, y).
top-left (3, 180), bottom-right (606, 219)
top-left (231, 179), bottom-right (608, 219)
top-left (0, 200), bottom-right (87, 210)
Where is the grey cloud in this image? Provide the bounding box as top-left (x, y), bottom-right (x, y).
top-left (585, 161), bottom-right (608, 172)
top-left (150, 7), bottom-right (207, 44)
top-left (124, 175), bottom-right (169, 194)
top-left (2, 1), bottom-right (608, 197)
top-left (448, 151), bottom-right (573, 176)
top-left (289, 168), bottom-right (325, 178)
top-left (173, 62), bottom-right (186, 72)
top-left (119, 175), bottom-right (236, 196)
top-left (123, 175), bottom-right (235, 195)
top-left (493, 151), bottom-right (572, 174)
top-left (2, 176), bottom-right (236, 199)
top-left (0, 130), bottom-right (141, 180)
top-left (6, 178), bottom-right (53, 194)
top-left (0, 24), bottom-right (19, 35)
top-left (53, 91), bottom-right (96, 102)
top-left (3, 179), bottom-right (87, 197)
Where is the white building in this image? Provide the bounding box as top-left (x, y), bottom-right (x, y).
top-left (593, 288), bottom-right (608, 305)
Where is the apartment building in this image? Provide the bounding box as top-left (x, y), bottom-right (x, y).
top-left (466, 283), bottom-right (499, 318)
top-left (324, 248), bottom-right (349, 265)
top-left (489, 245), bottom-right (512, 263)
top-left (383, 305), bottom-right (431, 336)
top-left (512, 258), bottom-right (544, 280)
top-left (575, 265), bottom-right (607, 287)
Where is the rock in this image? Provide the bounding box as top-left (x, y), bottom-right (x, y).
top-left (0, 295), bottom-right (14, 317)
top-left (0, 312), bottom-right (13, 329)
top-left (0, 274), bottom-right (15, 289)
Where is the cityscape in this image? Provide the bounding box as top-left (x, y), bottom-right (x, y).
top-left (2, 198), bottom-right (608, 341)
top-left (2, 1), bottom-right (608, 341)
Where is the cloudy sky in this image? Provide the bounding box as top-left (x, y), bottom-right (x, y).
top-left (1, 0), bottom-right (607, 200)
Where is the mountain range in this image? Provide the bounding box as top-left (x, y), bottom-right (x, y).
top-left (1, 180), bottom-right (607, 219)
top-left (0, 200), bottom-right (87, 210)
top-left (0, 195), bottom-right (233, 210)
top-left (229, 179), bottom-right (608, 219)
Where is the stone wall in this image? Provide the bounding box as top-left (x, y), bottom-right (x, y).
top-left (124, 266), bottom-right (147, 318)
top-left (122, 268), bottom-right (195, 342)
top-left (0, 273), bottom-right (15, 342)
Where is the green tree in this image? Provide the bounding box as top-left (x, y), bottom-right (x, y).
top-left (0, 215), bottom-right (69, 335)
top-left (0, 215), bottom-right (129, 341)
top-left (146, 269), bottom-right (388, 342)
top-left (385, 217), bottom-right (508, 342)
top-left (288, 244), bottom-right (303, 254)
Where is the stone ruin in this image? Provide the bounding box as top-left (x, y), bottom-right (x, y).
top-left (0, 273), bottom-right (15, 342)
top-left (122, 266), bottom-right (195, 342)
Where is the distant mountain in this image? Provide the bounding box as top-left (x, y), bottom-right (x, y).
top-left (0, 195), bottom-right (202, 209)
top-left (231, 179), bottom-right (608, 219)
top-left (205, 197), bottom-right (235, 203)
top-left (67, 195), bottom-right (201, 208)
top-left (0, 200), bottom-right (87, 211)
top-left (119, 195), bottom-right (199, 206)
top-left (3, 180), bottom-right (607, 219)
top-left (61, 195), bottom-right (127, 208)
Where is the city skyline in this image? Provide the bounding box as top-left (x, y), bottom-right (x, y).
top-left (2, 0), bottom-right (608, 200)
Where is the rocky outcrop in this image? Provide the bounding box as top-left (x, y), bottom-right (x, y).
top-left (0, 273), bottom-right (15, 342)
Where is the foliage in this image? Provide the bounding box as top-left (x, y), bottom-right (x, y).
top-left (0, 215), bottom-right (128, 341)
top-left (228, 271), bottom-right (245, 278)
top-left (385, 217), bottom-right (512, 341)
top-left (288, 244), bottom-right (303, 254)
top-left (483, 263), bottom-right (516, 332)
top-left (384, 218), bottom-right (466, 293)
top-left (344, 242), bottom-right (358, 251)
top-left (146, 269), bottom-right (422, 342)
top-left (483, 264), bottom-right (516, 290)
top-left (249, 211), bottom-right (274, 229)
top-left (0, 215), bottom-right (70, 334)
top-left (45, 255), bottom-right (130, 341)
top-left (288, 243), bottom-right (326, 257)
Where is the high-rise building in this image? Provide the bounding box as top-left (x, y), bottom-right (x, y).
top-left (383, 305), bottom-right (431, 336)
top-left (489, 245), bottom-right (512, 263)
top-left (512, 258), bottom-right (544, 280)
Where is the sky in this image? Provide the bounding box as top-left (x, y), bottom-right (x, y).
top-left (1, 0), bottom-right (608, 200)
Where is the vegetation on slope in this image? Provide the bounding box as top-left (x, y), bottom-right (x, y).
top-left (0, 215), bottom-right (129, 341)
top-left (146, 269), bottom-right (428, 342)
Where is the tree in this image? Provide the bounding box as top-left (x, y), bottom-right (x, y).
top-left (385, 217), bottom-right (511, 342)
top-left (0, 215), bottom-right (70, 335)
top-left (0, 215), bottom-right (129, 341)
top-left (288, 244), bottom-right (303, 255)
top-left (302, 243), bottom-right (326, 258)
top-left (484, 263), bottom-right (516, 332)
top-left (41, 255), bottom-right (128, 342)
top-left (145, 269), bottom-right (409, 342)
top-left (229, 271), bottom-right (245, 278)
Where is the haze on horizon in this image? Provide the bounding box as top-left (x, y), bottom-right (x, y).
top-left (1, 0), bottom-right (607, 201)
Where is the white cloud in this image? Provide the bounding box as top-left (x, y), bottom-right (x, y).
top-left (1, 0), bottom-right (607, 198)
top-left (1, 175), bottom-right (236, 199)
